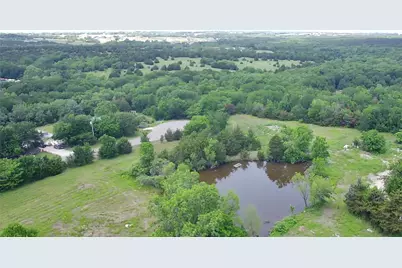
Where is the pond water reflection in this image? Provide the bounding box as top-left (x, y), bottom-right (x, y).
top-left (199, 161), bottom-right (310, 236)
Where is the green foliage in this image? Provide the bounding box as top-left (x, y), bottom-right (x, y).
top-left (345, 178), bottom-right (402, 235)
top-left (310, 175), bottom-right (334, 206)
top-left (140, 131), bottom-right (150, 142)
top-left (183, 116), bottom-right (209, 136)
top-left (68, 144), bottom-right (94, 167)
top-left (395, 131), bottom-right (402, 144)
top-left (270, 216), bottom-right (298, 236)
top-left (311, 136), bottom-right (330, 159)
top-left (385, 160), bottom-right (402, 195)
top-left (292, 172), bottom-right (310, 208)
top-left (94, 101), bottom-right (119, 116)
top-left (361, 130), bottom-right (386, 153)
top-left (98, 135), bottom-right (118, 159)
top-left (257, 149), bottom-right (265, 161)
top-left (240, 150), bottom-right (250, 160)
top-left (139, 142), bottom-right (155, 171)
top-left (0, 123), bottom-right (41, 158)
top-left (310, 157), bottom-right (329, 177)
top-left (268, 134), bottom-right (285, 162)
top-left (0, 223), bottom-right (38, 237)
top-left (116, 137), bottom-right (132, 155)
top-left (150, 165), bottom-right (246, 237)
top-left (0, 158), bottom-right (23, 192)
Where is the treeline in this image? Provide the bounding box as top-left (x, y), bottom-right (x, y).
top-left (345, 159), bottom-right (402, 235)
top-left (0, 155), bottom-right (66, 193)
top-left (1, 36), bottom-right (402, 135)
top-left (0, 122), bottom-right (42, 159)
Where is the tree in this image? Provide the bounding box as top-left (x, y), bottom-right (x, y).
top-left (385, 160), bottom-right (402, 195)
top-left (94, 101), bottom-right (119, 116)
top-left (173, 129), bottom-right (183, 140)
top-left (269, 135), bottom-right (285, 162)
top-left (68, 144), bottom-right (94, 167)
top-left (98, 135), bottom-right (118, 159)
top-left (0, 223), bottom-right (38, 237)
top-left (292, 172), bottom-right (310, 208)
top-left (311, 136), bottom-right (330, 159)
top-left (116, 137), bottom-right (132, 155)
top-left (140, 142), bottom-right (155, 170)
top-left (344, 178), bottom-right (370, 216)
top-left (0, 158), bottom-right (23, 192)
top-left (140, 131), bottom-right (150, 142)
top-left (361, 130), bottom-right (386, 153)
top-left (395, 131), bottom-right (402, 144)
top-left (183, 116), bottom-right (209, 136)
top-left (164, 128), bottom-right (174, 142)
top-left (310, 175), bottom-right (334, 206)
top-left (243, 205), bottom-right (262, 237)
top-left (160, 135), bottom-right (164, 143)
top-left (257, 150), bottom-right (265, 161)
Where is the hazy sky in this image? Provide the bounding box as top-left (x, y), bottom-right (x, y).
top-left (1, 0), bottom-right (401, 31)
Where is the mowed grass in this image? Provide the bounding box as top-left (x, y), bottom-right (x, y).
top-left (230, 115), bottom-right (401, 237)
top-left (0, 141), bottom-right (178, 237)
top-left (37, 124), bottom-right (55, 134)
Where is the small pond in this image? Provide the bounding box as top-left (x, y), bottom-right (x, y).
top-left (199, 161), bottom-right (310, 236)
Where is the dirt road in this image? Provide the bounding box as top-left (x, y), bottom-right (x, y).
top-left (41, 120), bottom-right (189, 160)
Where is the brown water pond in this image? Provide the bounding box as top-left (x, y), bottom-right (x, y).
top-left (199, 161), bottom-right (310, 236)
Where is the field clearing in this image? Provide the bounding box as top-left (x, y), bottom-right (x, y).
top-left (37, 124), bottom-right (55, 134)
top-left (142, 57), bottom-right (300, 73)
top-left (0, 141), bottom-right (178, 237)
top-left (230, 115), bottom-right (400, 237)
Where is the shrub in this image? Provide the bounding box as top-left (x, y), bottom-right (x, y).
top-left (68, 144), bottom-right (94, 167)
top-left (0, 223), bottom-right (38, 237)
top-left (310, 175), bottom-right (334, 206)
top-left (270, 216), bottom-right (298, 236)
top-left (311, 136), bottom-right (330, 159)
top-left (136, 175), bottom-right (164, 188)
top-left (98, 135), bottom-right (118, 159)
top-left (116, 137), bottom-right (132, 155)
top-left (395, 131), bottom-right (402, 144)
top-left (257, 150), bottom-right (265, 161)
top-left (361, 130), bottom-right (386, 153)
top-left (240, 150), bottom-right (250, 160)
top-left (0, 158), bottom-right (23, 192)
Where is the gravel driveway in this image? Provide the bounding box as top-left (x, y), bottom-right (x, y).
top-left (41, 120), bottom-right (189, 161)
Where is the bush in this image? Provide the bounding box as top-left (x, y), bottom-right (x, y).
top-left (140, 131), bottom-right (150, 142)
top-left (257, 150), bottom-right (265, 161)
top-left (136, 175), bottom-right (164, 188)
top-left (361, 130), bottom-right (386, 153)
top-left (345, 179), bottom-right (402, 235)
top-left (18, 155), bottom-right (66, 183)
top-left (310, 175), bottom-right (334, 206)
top-left (98, 135), bottom-right (118, 159)
top-left (395, 131), bottom-right (402, 144)
top-left (68, 144), bottom-right (94, 167)
top-left (173, 129), bottom-right (183, 140)
top-left (270, 216), bottom-right (298, 236)
top-left (0, 223), bottom-right (38, 237)
top-left (311, 136), bottom-right (329, 159)
top-left (116, 137), bottom-right (132, 155)
top-left (240, 150), bottom-right (250, 160)
top-left (385, 160), bottom-right (402, 195)
top-left (164, 128), bottom-right (174, 141)
top-left (0, 158), bottom-right (23, 192)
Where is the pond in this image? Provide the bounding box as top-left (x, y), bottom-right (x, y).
top-left (199, 161), bottom-right (310, 236)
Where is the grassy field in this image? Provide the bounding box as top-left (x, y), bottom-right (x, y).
top-left (230, 115), bottom-right (401, 237)
top-left (37, 124), bottom-right (55, 134)
top-left (3, 114), bottom-right (400, 237)
top-left (0, 141), bottom-right (178, 237)
top-left (141, 57), bottom-right (300, 74)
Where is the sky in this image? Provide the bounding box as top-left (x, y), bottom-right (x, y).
top-left (1, 0), bottom-right (401, 31)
